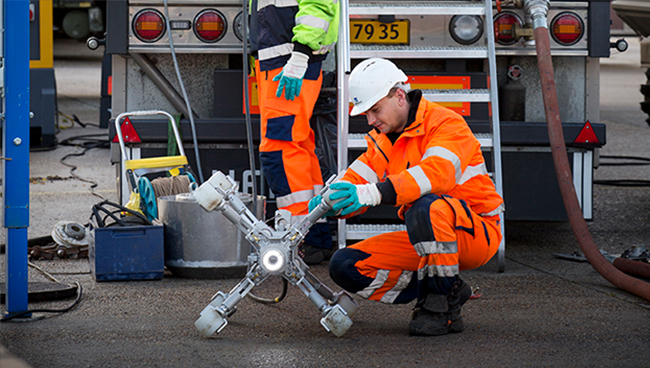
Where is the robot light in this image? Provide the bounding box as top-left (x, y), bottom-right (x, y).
top-left (261, 248), bottom-right (286, 273)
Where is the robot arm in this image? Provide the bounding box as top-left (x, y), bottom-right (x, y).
top-left (190, 171), bottom-right (359, 338)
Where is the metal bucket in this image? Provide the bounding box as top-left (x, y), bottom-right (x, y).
top-left (158, 193), bottom-right (265, 279)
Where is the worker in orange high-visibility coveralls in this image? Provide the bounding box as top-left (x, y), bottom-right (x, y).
top-left (248, 0), bottom-right (339, 264)
top-left (309, 58), bottom-right (505, 336)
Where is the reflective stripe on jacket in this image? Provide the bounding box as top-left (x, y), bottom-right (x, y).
top-left (250, 0), bottom-right (339, 71)
top-left (341, 97), bottom-right (505, 218)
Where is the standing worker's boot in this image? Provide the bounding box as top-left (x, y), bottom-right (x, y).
top-left (299, 223), bottom-right (333, 265)
top-left (409, 279), bottom-right (472, 336)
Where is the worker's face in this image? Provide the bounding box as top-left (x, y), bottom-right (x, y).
top-left (365, 89), bottom-right (408, 134)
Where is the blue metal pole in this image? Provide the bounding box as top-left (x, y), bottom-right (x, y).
top-left (4, 0), bottom-right (31, 315)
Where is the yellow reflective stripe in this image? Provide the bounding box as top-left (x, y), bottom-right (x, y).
top-left (407, 166), bottom-right (431, 196)
top-left (458, 163), bottom-right (488, 185)
top-left (380, 270), bottom-right (413, 304)
top-left (349, 160), bottom-right (379, 184)
top-left (422, 146), bottom-right (462, 183)
top-left (296, 15), bottom-right (330, 32)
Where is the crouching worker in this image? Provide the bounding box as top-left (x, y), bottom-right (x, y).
top-left (308, 58), bottom-right (505, 336)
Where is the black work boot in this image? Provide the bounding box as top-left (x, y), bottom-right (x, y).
top-left (409, 294), bottom-right (452, 336)
top-left (409, 279), bottom-right (473, 336)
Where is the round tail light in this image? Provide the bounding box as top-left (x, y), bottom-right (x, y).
top-left (234, 11), bottom-right (244, 42)
top-left (194, 9), bottom-right (227, 43)
top-left (133, 9), bottom-right (166, 43)
top-left (493, 12), bottom-right (523, 45)
top-left (449, 15), bottom-right (484, 45)
top-left (551, 12), bottom-right (584, 46)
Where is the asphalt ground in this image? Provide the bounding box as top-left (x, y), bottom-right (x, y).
top-left (2, 38), bottom-right (650, 367)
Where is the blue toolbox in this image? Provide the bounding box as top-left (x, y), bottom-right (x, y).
top-left (89, 201), bottom-right (164, 282)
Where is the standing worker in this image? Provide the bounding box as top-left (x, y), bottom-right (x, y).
top-left (248, 0), bottom-right (339, 264)
top-left (309, 58), bottom-right (505, 336)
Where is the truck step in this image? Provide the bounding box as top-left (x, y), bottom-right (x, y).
top-left (346, 224), bottom-right (407, 240)
top-left (422, 88), bottom-right (491, 103)
top-left (349, 1), bottom-right (485, 16)
top-left (350, 44), bottom-right (487, 59)
top-left (474, 132), bottom-right (494, 148)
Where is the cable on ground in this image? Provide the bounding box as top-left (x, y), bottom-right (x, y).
top-left (1, 262), bottom-right (83, 322)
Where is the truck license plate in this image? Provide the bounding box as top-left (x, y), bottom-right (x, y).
top-left (350, 20), bottom-right (409, 45)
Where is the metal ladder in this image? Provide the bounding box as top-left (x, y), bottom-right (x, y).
top-left (336, 0), bottom-right (506, 271)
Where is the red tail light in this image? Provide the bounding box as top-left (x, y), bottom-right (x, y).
top-left (133, 9), bottom-right (166, 42)
top-left (551, 12), bottom-right (584, 46)
top-left (494, 12), bottom-right (523, 45)
top-left (194, 9), bottom-right (227, 43)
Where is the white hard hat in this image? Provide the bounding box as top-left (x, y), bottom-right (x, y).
top-left (348, 58), bottom-right (409, 116)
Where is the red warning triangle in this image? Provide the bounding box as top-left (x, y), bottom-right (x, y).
top-left (112, 117), bottom-right (142, 143)
top-left (573, 121), bottom-right (599, 145)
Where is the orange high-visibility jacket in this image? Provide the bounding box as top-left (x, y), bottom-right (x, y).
top-left (341, 97), bottom-right (505, 219)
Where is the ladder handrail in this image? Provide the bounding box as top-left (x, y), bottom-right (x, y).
top-left (485, 0), bottom-right (503, 197)
top-left (484, 0), bottom-right (506, 272)
top-left (337, 0), bottom-right (351, 249)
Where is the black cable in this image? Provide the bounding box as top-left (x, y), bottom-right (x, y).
top-left (600, 155), bottom-right (650, 166)
top-left (58, 133), bottom-right (109, 149)
top-left (594, 179), bottom-right (650, 187)
top-left (0, 282), bottom-right (83, 322)
top-left (600, 155), bottom-right (650, 161)
top-left (91, 200), bottom-right (152, 228)
top-left (57, 134), bottom-right (110, 200)
top-left (247, 277), bottom-right (289, 304)
top-left (599, 163), bottom-right (650, 166)
top-left (595, 155), bottom-right (650, 186)
top-left (60, 149), bottom-right (103, 197)
top-left (57, 110), bottom-right (100, 128)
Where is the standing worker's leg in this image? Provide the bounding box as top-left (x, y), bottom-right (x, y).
top-left (256, 60), bottom-right (332, 264)
top-left (405, 194), bottom-right (501, 336)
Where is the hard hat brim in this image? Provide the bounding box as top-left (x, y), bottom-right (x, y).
top-left (350, 103), bottom-right (371, 117)
top-left (349, 82), bottom-right (393, 117)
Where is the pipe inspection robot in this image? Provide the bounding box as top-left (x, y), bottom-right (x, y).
top-left (191, 171), bottom-right (359, 338)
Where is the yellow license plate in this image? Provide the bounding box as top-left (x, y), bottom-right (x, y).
top-left (350, 20), bottom-right (409, 45)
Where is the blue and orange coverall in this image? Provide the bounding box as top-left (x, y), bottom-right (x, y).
top-left (249, 0), bottom-right (338, 249)
top-left (329, 90), bottom-right (505, 304)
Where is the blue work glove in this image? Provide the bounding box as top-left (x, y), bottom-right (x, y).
top-left (273, 51), bottom-right (309, 101)
top-left (308, 195), bottom-right (336, 218)
top-left (328, 182), bottom-right (382, 217)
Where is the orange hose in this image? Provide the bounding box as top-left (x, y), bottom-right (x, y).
top-left (534, 26), bottom-right (650, 302)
